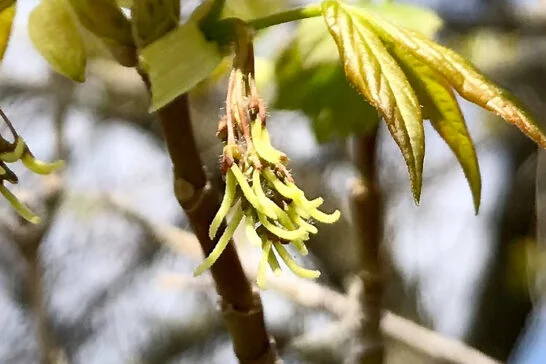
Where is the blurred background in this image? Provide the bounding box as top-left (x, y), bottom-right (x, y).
top-left (0, 0), bottom-right (545, 363)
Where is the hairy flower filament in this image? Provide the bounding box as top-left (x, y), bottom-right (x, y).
top-left (194, 204), bottom-right (244, 276)
top-left (195, 28), bottom-right (340, 287)
top-left (209, 168), bottom-right (237, 239)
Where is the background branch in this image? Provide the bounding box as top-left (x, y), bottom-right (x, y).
top-left (350, 132), bottom-right (384, 364)
top-left (106, 193), bottom-right (500, 364)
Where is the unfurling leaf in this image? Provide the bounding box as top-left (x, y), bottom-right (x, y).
top-left (28, 0), bottom-right (87, 82)
top-left (140, 20), bottom-right (223, 111)
top-left (357, 9), bottom-right (546, 149)
top-left (391, 49), bottom-right (482, 213)
top-left (0, 3), bottom-right (15, 62)
top-left (320, 0), bottom-right (546, 210)
top-left (322, 0), bottom-right (424, 202)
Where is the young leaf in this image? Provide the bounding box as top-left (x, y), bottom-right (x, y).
top-left (357, 9), bottom-right (546, 148)
top-left (274, 3), bottom-right (440, 143)
top-left (322, 0), bottom-right (424, 201)
top-left (392, 48), bottom-right (482, 212)
top-left (28, 0), bottom-right (87, 82)
top-left (140, 20), bottom-right (223, 111)
top-left (0, 3), bottom-right (14, 62)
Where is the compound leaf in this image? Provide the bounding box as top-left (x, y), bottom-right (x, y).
top-left (393, 48), bottom-right (482, 212)
top-left (357, 8), bottom-right (546, 148)
top-left (322, 0), bottom-right (424, 201)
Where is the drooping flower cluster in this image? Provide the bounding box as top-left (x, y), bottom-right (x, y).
top-left (0, 109), bottom-right (63, 223)
top-left (193, 32), bottom-right (340, 288)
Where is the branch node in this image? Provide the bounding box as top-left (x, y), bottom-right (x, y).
top-left (221, 291), bottom-right (279, 364)
top-left (174, 178), bottom-right (211, 214)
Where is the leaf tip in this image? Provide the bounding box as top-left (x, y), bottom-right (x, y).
top-left (471, 183), bottom-right (482, 216)
top-left (73, 72), bottom-right (86, 83)
top-left (412, 191), bottom-right (421, 206)
top-left (410, 172), bottom-right (422, 206)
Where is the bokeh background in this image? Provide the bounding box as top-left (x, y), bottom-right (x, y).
top-left (0, 0), bottom-right (545, 363)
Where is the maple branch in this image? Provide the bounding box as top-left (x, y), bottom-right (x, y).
top-left (130, 2), bottom-right (277, 362)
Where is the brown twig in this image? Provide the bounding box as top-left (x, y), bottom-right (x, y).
top-left (157, 95), bottom-right (277, 364)
top-left (130, 2), bottom-right (277, 362)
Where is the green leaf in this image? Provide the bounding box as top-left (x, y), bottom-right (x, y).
top-left (392, 48), bottom-right (482, 213)
top-left (273, 2), bottom-right (441, 142)
top-left (274, 19), bottom-right (379, 142)
top-left (322, 0), bottom-right (424, 201)
top-left (28, 0), bottom-right (87, 82)
top-left (0, 3), bottom-right (15, 62)
top-left (356, 8), bottom-right (546, 149)
top-left (298, 2), bottom-right (442, 68)
top-left (140, 19), bottom-right (223, 112)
